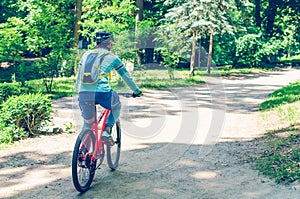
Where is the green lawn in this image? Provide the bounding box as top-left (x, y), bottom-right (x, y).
top-left (257, 80), bottom-right (300, 184)
top-left (259, 80), bottom-right (300, 110)
top-left (25, 67), bottom-right (271, 99)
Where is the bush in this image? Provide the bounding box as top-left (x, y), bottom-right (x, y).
top-left (0, 123), bottom-right (28, 144)
top-left (156, 48), bottom-right (180, 79)
top-left (235, 34), bottom-right (263, 67)
top-left (0, 83), bottom-right (34, 104)
top-left (0, 65), bottom-right (14, 82)
top-left (236, 34), bottom-right (284, 67)
top-left (0, 93), bottom-right (53, 141)
top-left (15, 61), bottom-right (41, 84)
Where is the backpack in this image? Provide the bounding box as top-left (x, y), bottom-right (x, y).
top-left (80, 50), bottom-right (109, 84)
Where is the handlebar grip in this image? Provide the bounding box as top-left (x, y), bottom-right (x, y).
top-left (132, 91), bottom-right (143, 98)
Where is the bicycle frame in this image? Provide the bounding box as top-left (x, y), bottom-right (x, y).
top-left (80, 108), bottom-right (110, 163)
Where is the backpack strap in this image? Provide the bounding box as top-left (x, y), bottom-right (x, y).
top-left (98, 52), bottom-right (110, 79)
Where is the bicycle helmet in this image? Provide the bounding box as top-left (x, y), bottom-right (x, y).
top-left (94, 31), bottom-right (113, 44)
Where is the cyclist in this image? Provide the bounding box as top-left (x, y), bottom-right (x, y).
top-left (76, 30), bottom-right (142, 145)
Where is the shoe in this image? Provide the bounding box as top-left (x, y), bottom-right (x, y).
top-left (102, 130), bottom-right (114, 146)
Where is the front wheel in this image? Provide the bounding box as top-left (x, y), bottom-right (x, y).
top-left (72, 129), bottom-right (96, 193)
top-left (106, 120), bottom-right (121, 170)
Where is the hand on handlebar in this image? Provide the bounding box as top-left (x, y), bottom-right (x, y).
top-left (132, 91), bottom-right (143, 98)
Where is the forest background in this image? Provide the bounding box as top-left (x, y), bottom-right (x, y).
top-left (0, 0), bottom-right (299, 85)
top-left (0, 0), bottom-right (299, 185)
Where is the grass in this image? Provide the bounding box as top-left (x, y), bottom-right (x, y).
top-left (112, 69), bottom-right (205, 90)
top-left (256, 126), bottom-right (299, 184)
top-left (257, 80), bottom-right (300, 184)
top-left (23, 67), bottom-right (271, 99)
top-left (259, 80), bottom-right (300, 110)
top-left (26, 77), bottom-right (76, 99)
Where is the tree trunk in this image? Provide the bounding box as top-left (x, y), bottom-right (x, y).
top-left (207, 28), bottom-right (214, 74)
top-left (135, 0), bottom-right (144, 67)
top-left (190, 28), bottom-right (197, 77)
top-left (265, 0), bottom-right (281, 37)
top-left (145, 48), bottom-right (154, 63)
top-left (73, 0), bottom-right (82, 48)
top-left (254, 0), bottom-right (262, 28)
top-left (136, 0), bottom-right (143, 23)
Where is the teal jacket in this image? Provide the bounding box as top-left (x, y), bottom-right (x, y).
top-left (76, 48), bottom-right (140, 94)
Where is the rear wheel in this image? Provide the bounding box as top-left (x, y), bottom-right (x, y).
top-left (106, 120), bottom-right (121, 170)
top-left (72, 129), bottom-right (96, 192)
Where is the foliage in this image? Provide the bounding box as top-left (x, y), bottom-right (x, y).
top-left (18, 0), bottom-right (75, 55)
top-left (259, 80), bottom-right (300, 110)
top-left (256, 131), bottom-right (300, 184)
top-left (212, 33), bottom-right (236, 66)
top-left (0, 93), bottom-right (52, 141)
top-left (235, 34), bottom-right (263, 67)
top-left (0, 17), bottom-right (26, 75)
top-left (156, 49), bottom-right (179, 79)
top-left (35, 50), bottom-right (75, 93)
top-left (15, 0), bottom-right (76, 91)
top-left (0, 0), bottom-right (20, 23)
top-left (135, 19), bottom-right (157, 65)
top-left (0, 82), bottom-right (34, 104)
top-left (81, 0), bottom-right (136, 39)
top-left (143, 0), bottom-right (170, 26)
top-left (258, 37), bottom-right (283, 62)
top-left (164, 0), bottom-right (237, 74)
top-left (257, 80), bottom-right (300, 184)
top-left (15, 61), bottom-right (40, 85)
top-left (0, 122), bottom-right (28, 144)
top-left (155, 23), bottom-right (191, 78)
top-left (25, 77), bottom-right (75, 99)
top-left (0, 65), bottom-right (14, 82)
top-left (236, 33), bottom-right (285, 67)
top-left (113, 30), bottom-right (136, 65)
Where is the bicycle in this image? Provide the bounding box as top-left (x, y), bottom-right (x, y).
top-left (72, 106), bottom-right (121, 193)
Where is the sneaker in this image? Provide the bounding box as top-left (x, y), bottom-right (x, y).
top-left (102, 130), bottom-right (114, 146)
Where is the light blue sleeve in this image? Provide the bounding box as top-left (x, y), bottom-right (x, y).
top-left (118, 67), bottom-right (140, 94)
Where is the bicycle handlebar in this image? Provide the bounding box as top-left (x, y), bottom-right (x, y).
top-left (119, 91), bottom-right (143, 98)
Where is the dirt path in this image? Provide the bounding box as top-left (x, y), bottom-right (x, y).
top-left (1, 68), bottom-right (300, 199)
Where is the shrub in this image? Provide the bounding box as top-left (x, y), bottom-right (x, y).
top-left (236, 34), bottom-right (284, 67)
top-left (0, 93), bottom-right (53, 140)
top-left (0, 65), bottom-right (14, 82)
top-left (235, 34), bottom-right (263, 67)
top-left (15, 61), bottom-right (41, 84)
top-left (0, 123), bottom-right (28, 143)
top-left (156, 48), bottom-right (180, 79)
top-left (0, 83), bottom-right (34, 104)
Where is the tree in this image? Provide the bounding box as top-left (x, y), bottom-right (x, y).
top-left (80, 0), bottom-right (136, 38)
top-left (165, 0), bottom-right (235, 75)
top-left (74, 0), bottom-right (83, 48)
top-left (0, 0), bottom-right (21, 23)
top-left (136, 0), bottom-right (143, 25)
top-left (17, 0), bottom-right (75, 92)
top-left (155, 23), bottom-right (191, 79)
top-left (0, 17), bottom-right (26, 82)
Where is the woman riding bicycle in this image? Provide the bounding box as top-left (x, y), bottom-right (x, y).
top-left (75, 30), bottom-right (142, 145)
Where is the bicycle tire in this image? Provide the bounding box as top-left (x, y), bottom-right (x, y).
top-left (72, 129), bottom-right (96, 193)
top-left (106, 120), bottom-right (121, 170)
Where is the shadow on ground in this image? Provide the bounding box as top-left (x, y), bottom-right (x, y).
top-left (1, 69), bottom-right (300, 199)
top-left (1, 134), bottom-right (299, 199)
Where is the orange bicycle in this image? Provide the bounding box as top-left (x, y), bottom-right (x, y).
top-left (72, 106), bottom-right (121, 193)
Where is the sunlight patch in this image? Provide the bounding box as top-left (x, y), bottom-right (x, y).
top-left (190, 171), bottom-right (219, 180)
